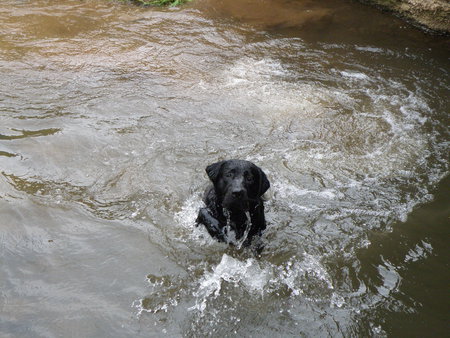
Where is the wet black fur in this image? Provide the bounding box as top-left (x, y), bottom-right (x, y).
top-left (196, 159), bottom-right (270, 246)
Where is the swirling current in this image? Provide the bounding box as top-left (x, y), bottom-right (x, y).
top-left (0, 0), bottom-right (448, 337)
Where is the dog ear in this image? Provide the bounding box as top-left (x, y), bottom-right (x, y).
top-left (257, 168), bottom-right (270, 197)
top-left (205, 161), bottom-right (225, 184)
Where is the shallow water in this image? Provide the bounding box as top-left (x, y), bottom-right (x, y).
top-left (0, 0), bottom-right (449, 337)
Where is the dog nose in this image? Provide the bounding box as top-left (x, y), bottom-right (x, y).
top-left (232, 189), bottom-right (244, 199)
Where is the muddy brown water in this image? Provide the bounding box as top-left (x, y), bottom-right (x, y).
top-left (0, 0), bottom-right (449, 337)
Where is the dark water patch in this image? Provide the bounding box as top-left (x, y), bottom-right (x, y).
top-left (356, 175), bottom-right (450, 337)
top-left (0, 128), bottom-right (61, 140)
top-left (1, 172), bottom-right (143, 222)
top-left (0, 151), bottom-right (17, 158)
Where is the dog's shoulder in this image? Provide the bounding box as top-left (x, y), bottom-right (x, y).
top-left (203, 185), bottom-right (218, 207)
top-left (201, 185), bottom-right (226, 224)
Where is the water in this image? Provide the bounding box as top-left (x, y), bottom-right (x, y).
top-left (0, 0), bottom-right (448, 337)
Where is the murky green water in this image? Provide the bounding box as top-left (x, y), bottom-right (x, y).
top-left (0, 0), bottom-right (448, 337)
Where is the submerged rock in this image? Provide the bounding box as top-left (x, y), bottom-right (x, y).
top-left (359, 0), bottom-right (450, 34)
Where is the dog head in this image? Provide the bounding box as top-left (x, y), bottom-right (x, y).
top-left (205, 159), bottom-right (270, 211)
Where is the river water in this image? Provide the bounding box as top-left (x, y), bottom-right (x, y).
top-left (0, 0), bottom-right (449, 337)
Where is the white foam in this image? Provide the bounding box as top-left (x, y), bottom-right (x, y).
top-left (340, 71), bottom-right (370, 80)
top-left (213, 56), bottom-right (434, 186)
top-left (273, 180), bottom-right (342, 201)
top-left (331, 293), bottom-right (346, 308)
top-left (404, 241), bottom-right (433, 263)
top-left (217, 57), bottom-right (354, 121)
top-left (190, 253), bottom-right (334, 314)
top-left (376, 258), bottom-right (401, 297)
top-left (190, 254), bottom-right (270, 312)
top-left (174, 193), bottom-right (219, 245)
top-left (355, 46), bottom-right (385, 53)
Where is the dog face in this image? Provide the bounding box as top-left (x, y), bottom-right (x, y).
top-left (206, 160), bottom-right (270, 211)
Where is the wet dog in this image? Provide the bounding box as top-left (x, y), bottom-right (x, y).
top-left (196, 159), bottom-right (270, 246)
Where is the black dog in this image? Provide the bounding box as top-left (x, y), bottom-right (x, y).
top-left (196, 160), bottom-right (270, 246)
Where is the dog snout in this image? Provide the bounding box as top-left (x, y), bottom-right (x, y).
top-left (232, 188), bottom-right (245, 199)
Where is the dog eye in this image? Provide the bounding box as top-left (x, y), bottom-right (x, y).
top-left (245, 176), bottom-right (253, 182)
top-left (225, 172), bottom-right (233, 178)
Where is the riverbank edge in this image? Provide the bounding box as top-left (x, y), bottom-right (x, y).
top-left (357, 0), bottom-right (450, 34)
